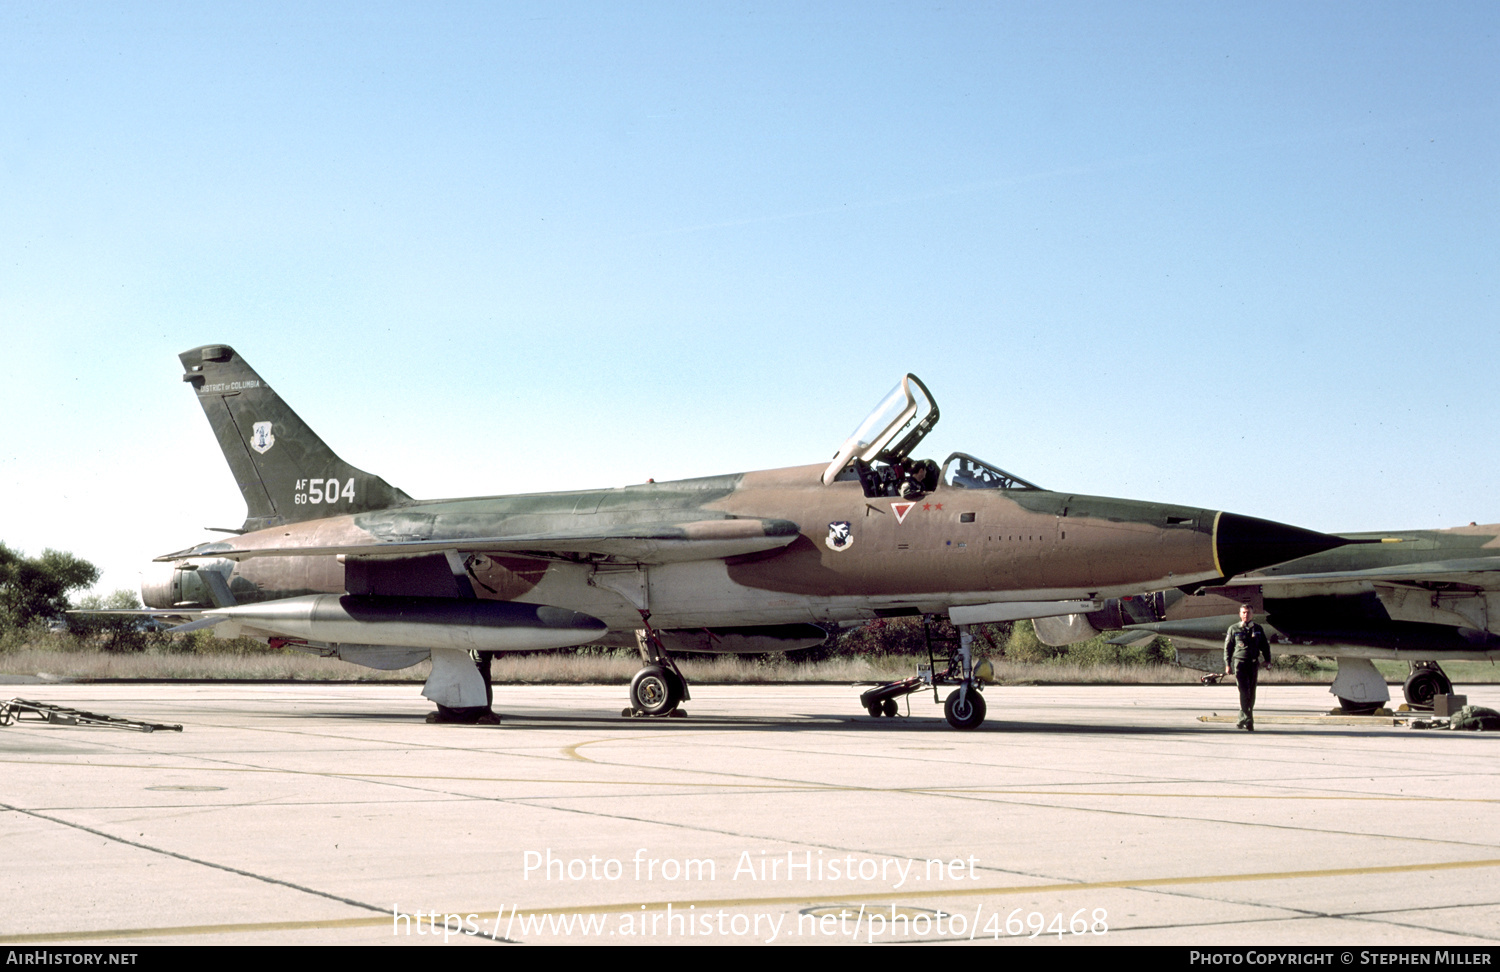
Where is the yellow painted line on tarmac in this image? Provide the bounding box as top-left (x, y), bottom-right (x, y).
top-left (1199, 714), bottom-right (1404, 725)
top-left (562, 738), bottom-right (614, 762)
top-left (7, 856), bottom-right (1500, 944)
top-left (3, 758), bottom-right (1498, 802)
top-left (0, 915), bottom-right (395, 944)
top-left (0, 758), bottom-right (813, 789)
top-left (919, 788), bottom-right (1500, 804)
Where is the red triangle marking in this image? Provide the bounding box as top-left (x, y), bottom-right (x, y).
top-left (892, 502), bottom-right (915, 524)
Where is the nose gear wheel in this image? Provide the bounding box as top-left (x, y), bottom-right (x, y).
top-left (944, 687), bottom-right (986, 730)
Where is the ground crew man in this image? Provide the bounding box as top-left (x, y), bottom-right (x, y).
top-left (1224, 603), bottom-right (1271, 730)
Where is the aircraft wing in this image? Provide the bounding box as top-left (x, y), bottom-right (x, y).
top-left (155, 517), bottom-right (802, 566)
top-left (1205, 556), bottom-right (1500, 596)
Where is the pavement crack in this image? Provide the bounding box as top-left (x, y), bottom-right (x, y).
top-left (0, 801), bottom-right (387, 916)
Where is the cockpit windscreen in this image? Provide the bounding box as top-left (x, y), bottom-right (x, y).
top-left (941, 453), bottom-right (1041, 491)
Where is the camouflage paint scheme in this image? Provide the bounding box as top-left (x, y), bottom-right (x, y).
top-left (1035, 523), bottom-right (1500, 708)
top-left (146, 347), bottom-right (1342, 649)
top-left (138, 344), bottom-right (1352, 729)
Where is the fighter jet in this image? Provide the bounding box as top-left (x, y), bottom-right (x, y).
top-left (142, 345), bottom-right (1346, 728)
top-left (1032, 525), bottom-right (1500, 713)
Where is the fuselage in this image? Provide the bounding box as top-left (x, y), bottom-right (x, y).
top-left (146, 462), bottom-right (1237, 633)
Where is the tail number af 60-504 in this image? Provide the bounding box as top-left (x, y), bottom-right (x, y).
top-left (294, 478), bottom-right (356, 505)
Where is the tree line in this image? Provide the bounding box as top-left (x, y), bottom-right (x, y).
top-left (0, 543), bottom-right (100, 631)
top-left (0, 543), bottom-right (156, 649)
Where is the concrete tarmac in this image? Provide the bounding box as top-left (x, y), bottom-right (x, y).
top-left (0, 681), bottom-right (1497, 946)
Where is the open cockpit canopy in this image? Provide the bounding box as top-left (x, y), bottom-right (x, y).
top-left (822, 374), bottom-right (939, 486)
top-left (822, 375), bottom-right (1042, 493)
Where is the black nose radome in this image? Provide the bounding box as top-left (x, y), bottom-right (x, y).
top-left (1214, 512), bottom-right (1348, 577)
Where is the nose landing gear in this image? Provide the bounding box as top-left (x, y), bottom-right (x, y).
top-left (857, 617), bottom-right (988, 730)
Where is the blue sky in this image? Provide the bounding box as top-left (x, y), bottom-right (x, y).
top-left (1, 2), bottom-right (1496, 595)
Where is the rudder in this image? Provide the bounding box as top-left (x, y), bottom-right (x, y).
top-left (180, 344), bottom-right (412, 531)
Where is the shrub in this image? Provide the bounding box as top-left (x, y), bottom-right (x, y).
top-left (1004, 620), bottom-right (1059, 662)
top-left (68, 590), bottom-right (168, 652)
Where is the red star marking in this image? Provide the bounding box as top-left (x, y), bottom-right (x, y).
top-left (934, 503), bottom-right (943, 510)
top-left (922, 503), bottom-right (931, 511)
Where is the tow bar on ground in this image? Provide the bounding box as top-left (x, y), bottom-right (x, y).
top-left (0, 698), bottom-right (182, 733)
top-left (857, 617), bottom-right (989, 730)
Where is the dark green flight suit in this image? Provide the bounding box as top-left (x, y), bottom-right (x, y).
top-left (1224, 619), bottom-right (1271, 730)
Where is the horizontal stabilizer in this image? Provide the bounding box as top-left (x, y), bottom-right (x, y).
top-left (166, 616), bottom-right (229, 634)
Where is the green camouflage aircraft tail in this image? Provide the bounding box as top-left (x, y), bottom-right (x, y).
top-left (180, 345), bottom-right (412, 532)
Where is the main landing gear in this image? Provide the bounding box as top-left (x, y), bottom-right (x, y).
top-left (1330, 657), bottom-right (1390, 715)
top-left (1402, 661), bottom-right (1454, 710)
top-left (1331, 659), bottom-right (1456, 714)
top-left (858, 617), bottom-right (988, 730)
top-left (624, 615), bottom-right (690, 718)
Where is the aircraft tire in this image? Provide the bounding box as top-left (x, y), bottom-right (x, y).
top-left (665, 669), bottom-right (687, 705)
top-left (867, 702), bottom-right (883, 718)
top-left (631, 666), bottom-right (678, 716)
top-left (1402, 669), bottom-right (1452, 709)
top-left (882, 698), bottom-right (899, 717)
top-left (944, 688), bottom-right (986, 730)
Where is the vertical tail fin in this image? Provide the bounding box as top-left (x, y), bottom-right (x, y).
top-left (180, 345), bottom-right (412, 531)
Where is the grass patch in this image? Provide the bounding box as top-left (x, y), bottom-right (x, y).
top-left (1, 644), bottom-right (1205, 685)
top-left (5, 623), bottom-right (1496, 684)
